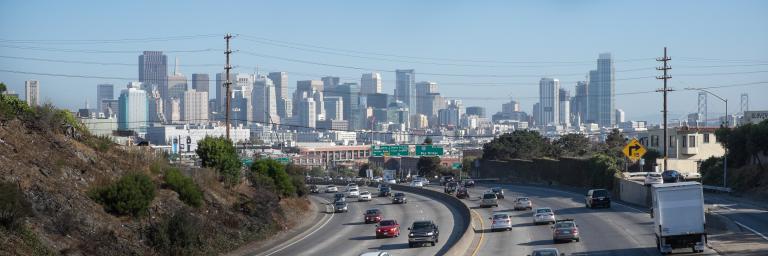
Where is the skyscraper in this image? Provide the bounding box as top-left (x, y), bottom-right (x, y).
top-left (294, 80), bottom-right (324, 117)
top-left (615, 109), bottom-right (625, 123)
top-left (97, 84), bottom-right (114, 113)
top-left (298, 96), bottom-right (316, 128)
top-left (337, 83), bottom-right (361, 130)
top-left (324, 96), bottom-right (344, 121)
top-left (466, 106), bottom-right (486, 118)
top-left (572, 81), bottom-right (588, 124)
top-left (415, 81), bottom-right (438, 116)
top-left (538, 78), bottom-right (560, 126)
top-left (138, 51), bottom-right (168, 98)
top-left (587, 53), bottom-right (616, 127)
top-left (321, 76), bottom-right (340, 89)
top-left (191, 73), bottom-right (209, 93)
top-left (559, 88), bottom-right (571, 127)
top-left (164, 98), bottom-right (181, 123)
top-left (252, 75), bottom-right (280, 125)
top-left (268, 72), bottom-right (289, 118)
top-left (24, 80), bottom-right (39, 107)
top-left (215, 72), bottom-right (236, 118)
top-left (395, 69), bottom-right (416, 114)
top-left (167, 58), bottom-right (188, 100)
top-left (361, 72), bottom-right (382, 95)
top-left (182, 89), bottom-right (208, 124)
top-left (118, 82), bottom-right (148, 133)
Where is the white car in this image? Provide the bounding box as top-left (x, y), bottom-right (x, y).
top-left (359, 191), bottom-right (372, 201)
top-left (386, 179), bottom-right (397, 184)
top-left (533, 207), bottom-right (556, 225)
top-left (514, 197), bottom-right (533, 210)
top-left (347, 188), bottom-right (360, 198)
top-left (410, 181), bottom-right (424, 187)
top-left (346, 184), bottom-right (359, 191)
top-left (490, 213), bottom-right (512, 232)
top-left (682, 172), bottom-right (702, 180)
top-left (359, 252), bottom-right (391, 256)
top-left (528, 248), bottom-right (563, 256)
top-left (325, 185), bottom-right (339, 193)
top-left (372, 176), bottom-right (383, 182)
top-left (415, 177), bottom-right (430, 185)
top-left (644, 173), bottom-right (664, 186)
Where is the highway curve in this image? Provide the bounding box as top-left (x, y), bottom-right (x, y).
top-left (252, 186), bottom-right (462, 256)
top-left (464, 184), bottom-right (720, 256)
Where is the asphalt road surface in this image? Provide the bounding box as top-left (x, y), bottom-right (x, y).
top-left (254, 185), bottom-right (461, 256)
top-left (464, 184), bottom-right (719, 256)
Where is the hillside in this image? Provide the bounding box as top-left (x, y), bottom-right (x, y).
top-left (0, 96), bottom-right (309, 255)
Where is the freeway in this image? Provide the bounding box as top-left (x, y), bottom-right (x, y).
top-left (463, 184), bottom-right (719, 256)
top-left (252, 186), bottom-right (461, 256)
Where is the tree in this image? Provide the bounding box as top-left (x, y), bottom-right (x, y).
top-left (417, 156), bottom-right (442, 178)
top-left (482, 130), bottom-right (554, 161)
top-left (423, 137), bottom-right (433, 145)
top-left (642, 148), bottom-right (661, 171)
top-left (0, 82), bottom-right (6, 94)
top-left (358, 163), bottom-right (371, 177)
top-left (195, 136), bottom-right (242, 185)
top-left (553, 133), bottom-right (591, 157)
top-left (250, 159), bottom-right (296, 197)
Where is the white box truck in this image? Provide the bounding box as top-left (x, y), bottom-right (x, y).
top-left (651, 182), bottom-right (706, 254)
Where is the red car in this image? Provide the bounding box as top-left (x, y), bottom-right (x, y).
top-left (364, 209), bottom-right (383, 224)
top-left (375, 219), bottom-right (401, 238)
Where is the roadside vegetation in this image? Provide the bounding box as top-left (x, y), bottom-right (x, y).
top-left (702, 120), bottom-right (768, 195)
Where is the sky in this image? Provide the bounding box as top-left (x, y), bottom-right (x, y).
top-left (1, 0), bottom-right (767, 124)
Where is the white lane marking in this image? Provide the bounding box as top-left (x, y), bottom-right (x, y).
top-left (263, 199), bottom-right (335, 256)
top-left (734, 221), bottom-right (768, 241)
top-left (511, 185), bottom-right (647, 214)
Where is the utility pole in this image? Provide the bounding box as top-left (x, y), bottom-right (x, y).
top-left (656, 47), bottom-right (672, 172)
top-left (224, 33), bottom-right (234, 139)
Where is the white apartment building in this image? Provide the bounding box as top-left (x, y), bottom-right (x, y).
top-left (638, 127), bottom-right (725, 174)
top-left (182, 89), bottom-right (208, 124)
top-left (146, 123), bottom-right (250, 153)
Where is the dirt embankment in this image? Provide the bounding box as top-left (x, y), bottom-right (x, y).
top-left (0, 115), bottom-right (308, 256)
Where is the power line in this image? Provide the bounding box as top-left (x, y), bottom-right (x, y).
top-left (0, 34), bottom-right (220, 44)
top-left (0, 44), bottom-right (221, 54)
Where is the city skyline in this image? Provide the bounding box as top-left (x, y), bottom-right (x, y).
top-left (1, 1), bottom-right (767, 123)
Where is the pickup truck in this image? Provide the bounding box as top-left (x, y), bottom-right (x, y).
top-left (651, 182), bottom-right (706, 253)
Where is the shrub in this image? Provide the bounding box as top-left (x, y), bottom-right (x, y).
top-left (291, 176), bottom-right (308, 197)
top-left (147, 210), bottom-right (201, 256)
top-left (0, 94), bottom-right (33, 120)
top-left (195, 136), bottom-right (242, 185)
top-left (89, 173), bottom-right (156, 217)
top-left (164, 168), bottom-right (203, 207)
top-left (250, 159), bottom-right (295, 197)
top-left (0, 181), bottom-right (33, 230)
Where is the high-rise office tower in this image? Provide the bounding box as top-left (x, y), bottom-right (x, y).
top-left (138, 51), bottom-right (168, 98)
top-left (415, 81), bottom-right (438, 116)
top-left (164, 97), bottom-right (181, 123)
top-left (532, 103), bottom-right (541, 126)
top-left (298, 96), bottom-right (316, 128)
top-left (24, 80), bottom-right (40, 107)
top-left (268, 72), bottom-right (289, 118)
top-left (294, 80), bottom-right (324, 117)
top-left (587, 53), bottom-right (616, 127)
top-left (466, 106), bottom-right (486, 118)
top-left (395, 69), bottom-right (416, 113)
top-left (252, 75), bottom-right (280, 125)
top-left (324, 96), bottom-right (344, 121)
top-left (538, 78), bottom-right (560, 126)
top-left (502, 100), bottom-right (520, 113)
top-left (96, 84), bottom-right (114, 113)
top-left (182, 89), bottom-right (208, 124)
top-left (191, 73), bottom-right (209, 93)
top-left (572, 81), bottom-right (588, 124)
top-left (615, 109), bottom-right (625, 123)
top-left (118, 82), bottom-right (148, 133)
top-left (167, 58), bottom-right (188, 100)
top-left (361, 72), bottom-right (382, 95)
top-left (337, 83), bottom-right (361, 130)
top-left (559, 88), bottom-right (571, 127)
top-left (321, 76), bottom-right (340, 90)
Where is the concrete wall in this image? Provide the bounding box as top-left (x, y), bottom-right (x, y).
top-left (617, 178), bottom-right (651, 207)
top-left (478, 158), bottom-right (616, 190)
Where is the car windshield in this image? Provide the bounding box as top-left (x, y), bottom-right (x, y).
top-left (492, 188), bottom-right (501, 192)
top-left (555, 222), bottom-right (575, 228)
top-left (483, 193), bottom-right (496, 199)
top-left (412, 221), bottom-right (432, 229)
top-left (395, 193), bottom-right (405, 197)
top-left (335, 202), bottom-right (345, 206)
top-left (517, 197), bottom-right (529, 202)
top-left (381, 187), bottom-right (390, 191)
top-left (649, 173), bottom-right (661, 177)
top-left (536, 208), bottom-right (552, 214)
top-left (592, 190), bottom-right (608, 197)
top-left (351, 188), bottom-right (358, 192)
top-left (493, 214), bottom-right (508, 219)
top-left (366, 209), bottom-right (380, 214)
top-left (379, 220), bottom-right (396, 226)
top-left (532, 250), bottom-right (558, 256)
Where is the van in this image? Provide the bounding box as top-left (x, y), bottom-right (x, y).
top-left (480, 192), bottom-right (498, 207)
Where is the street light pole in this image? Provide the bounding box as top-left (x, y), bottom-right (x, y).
top-left (685, 87), bottom-right (728, 189)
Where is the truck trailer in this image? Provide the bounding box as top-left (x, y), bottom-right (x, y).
top-left (651, 182), bottom-right (706, 254)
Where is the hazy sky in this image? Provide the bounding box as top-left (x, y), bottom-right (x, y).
top-left (1, 0), bottom-right (767, 123)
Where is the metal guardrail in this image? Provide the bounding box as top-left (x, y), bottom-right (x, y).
top-left (702, 185), bottom-right (732, 193)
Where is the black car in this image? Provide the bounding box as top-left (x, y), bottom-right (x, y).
top-left (585, 189), bottom-right (611, 208)
top-left (661, 170), bottom-right (684, 183)
top-left (392, 192), bottom-right (407, 204)
top-left (491, 187), bottom-right (505, 199)
top-left (379, 186), bottom-right (392, 197)
top-left (463, 179), bottom-right (475, 187)
top-left (456, 187), bottom-right (469, 199)
top-left (408, 220), bottom-right (439, 247)
top-left (334, 193), bottom-right (346, 203)
top-left (444, 182), bottom-right (458, 194)
top-left (309, 185), bottom-right (320, 194)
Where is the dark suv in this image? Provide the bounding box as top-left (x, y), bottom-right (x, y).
top-left (378, 186), bottom-right (391, 197)
top-left (661, 170), bottom-right (684, 183)
top-left (585, 189), bottom-right (611, 208)
top-left (408, 220), bottom-right (439, 247)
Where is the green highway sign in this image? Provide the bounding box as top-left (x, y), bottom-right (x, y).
top-left (415, 145), bottom-right (444, 156)
top-left (276, 157), bottom-right (291, 164)
top-left (371, 145), bottom-right (409, 157)
top-left (451, 162), bottom-right (462, 170)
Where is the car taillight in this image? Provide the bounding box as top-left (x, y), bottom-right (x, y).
top-left (572, 228), bottom-right (578, 233)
